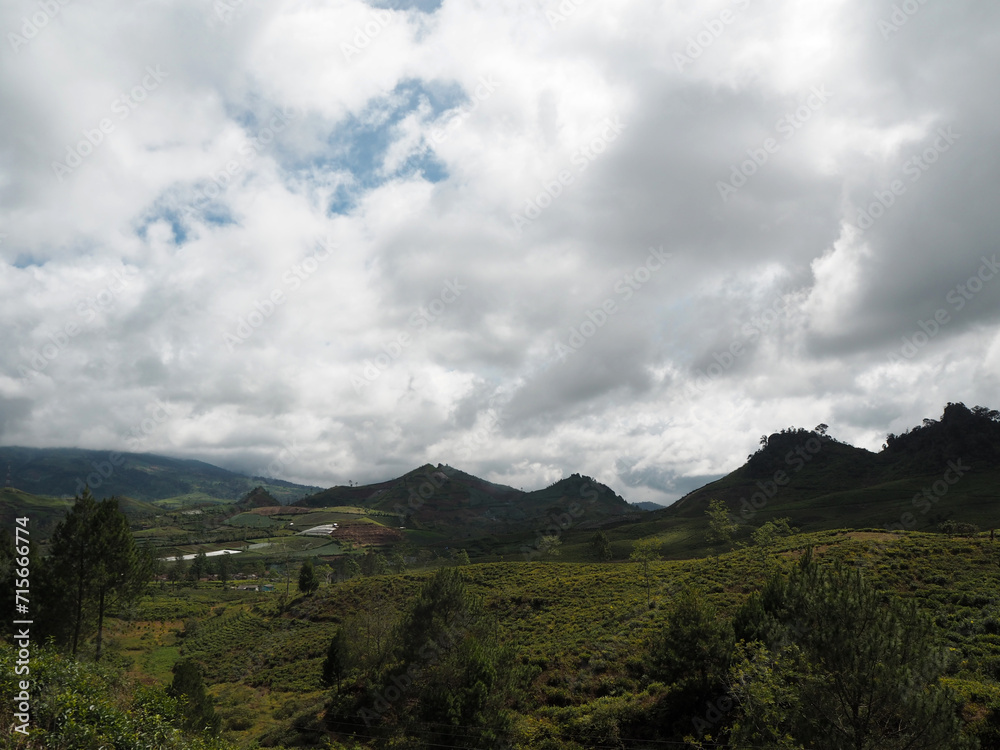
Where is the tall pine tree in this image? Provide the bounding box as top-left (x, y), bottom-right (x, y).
top-left (37, 489), bottom-right (152, 659)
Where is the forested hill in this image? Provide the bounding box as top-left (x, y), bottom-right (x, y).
top-left (294, 463), bottom-right (636, 535)
top-left (663, 402), bottom-right (1000, 533)
top-left (0, 446), bottom-right (320, 503)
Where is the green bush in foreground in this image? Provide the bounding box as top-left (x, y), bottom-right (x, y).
top-left (0, 642), bottom-right (233, 750)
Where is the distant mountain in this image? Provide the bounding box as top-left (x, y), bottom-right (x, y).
top-left (294, 463), bottom-right (636, 534)
top-left (662, 402), bottom-right (1000, 533)
top-left (632, 502), bottom-right (664, 511)
top-left (0, 447), bottom-right (321, 504)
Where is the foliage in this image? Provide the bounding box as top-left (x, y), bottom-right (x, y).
top-left (941, 520), bottom-right (981, 537)
top-left (322, 627), bottom-right (349, 693)
top-left (731, 550), bottom-right (971, 749)
top-left (647, 586), bottom-right (733, 692)
top-left (705, 498), bottom-right (737, 546)
top-left (326, 568), bottom-right (523, 748)
top-left (0, 642), bottom-right (232, 749)
top-left (590, 531), bottom-right (613, 561)
top-left (751, 517), bottom-right (797, 547)
top-left (188, 549), bottom-right (209, 583)
top-left (298, 558), bottom-right (319, 594)
top-left (36, 490), bottom-right (153, 660)
top-left (168, 658), bottom-right (222, 735)
top-left (69, 529), bottom-right (1000, 748)
top-left (215, 553), bottom-right (232, 589)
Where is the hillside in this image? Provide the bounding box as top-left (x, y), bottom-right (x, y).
top-left (613, 402), bottom-right (1000, 558)
top-left (0, 486), bottom-right (161, 539)
top-left (294, 463), bottom-right (636, 535)
top-left (0, 446), bottom-right (321, 503)
top-left (93, 529), bottom-right (1000, 749)
top-left (237, 486), bottom-right (280, 508)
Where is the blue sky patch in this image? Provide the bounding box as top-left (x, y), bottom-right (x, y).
top-left (322, 79), bottom-right (460, 215)
top-left (367, 0), bottom-right (444, 13)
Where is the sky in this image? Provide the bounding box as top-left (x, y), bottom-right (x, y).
top-left (1, 0), bottom-right (998, 506)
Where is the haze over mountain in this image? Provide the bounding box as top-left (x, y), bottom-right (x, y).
top-left (0, 446), bottom-right (320, 503)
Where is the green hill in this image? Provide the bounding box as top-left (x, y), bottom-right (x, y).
top-left (294, 463), bottom-right (636, 535)
top-left (602, 402), bottom-right (1000, 558)
top-left (0, 446), bottom-right (321, 503)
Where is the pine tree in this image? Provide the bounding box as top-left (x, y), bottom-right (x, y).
top-left (188, 549), bottom-right (208, 584)
top-left (298, 558), bottom-right (319, 594)
top-left (37, 490), bottom-right (151, 659)
top-left (322, 627), bottom-right (349, 693)
top-left (648, 586), bottom-right (733, 691)
top-left (215, 552), bottom-right (231, 590)
top-left (167, 659), bottom-right (221, 734)
top-left (90, 498), bottom-right (152, 661)
top-left (731, 550), bottom-right (971, 749)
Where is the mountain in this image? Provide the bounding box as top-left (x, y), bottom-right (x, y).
top-left (0, 447), bottom-right (321, 504)
top-left (657, 401), bottom-right (1000, 537)
top-left (632, 502), bottom-right (664, 511)
top-left (294, 463), bottom-right (636, 535)
top-left (237, 486), bottom-right (280, 508)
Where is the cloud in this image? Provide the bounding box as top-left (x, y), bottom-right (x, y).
top-left (1, 0), bottom-right (998, 504)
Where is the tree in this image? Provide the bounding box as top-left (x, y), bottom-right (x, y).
top-left (90, 498), bottom-right (153, 661)
top-left (343, 557), bottom-right (362, 581)
top-left (750, 517), bottom-right (796, 548)
top-left (648, 586), bottom-right (733, 692)
top-left (298, 558), bottom-right (319, 594)
top-left (188, 549), bottom-right (209, 585)
top-left (316, 562), bottom-right (334, 584)
top-left (37, 490), bottom-right (152, 659)
top-left (167, 658), bottom-right (221, 734)
top-left (453, 549), bottom-right (471, 566)
top-left (389, 551), bottom-right (407, 573)
top-left (167, 556), bottom-right (187, 588)
top-left (590, 531), bottom-right (613, 561)
top-left (390, 568), bottom-right (520, 746)
top-left (731, 551), bottom-right (970, 749)
top-left (630, 537), bottom-right (661, 607)
top-left (215, 552), bottom-right (232, 590)
top-left (706, 498), bottom-right (737, 546)
top-left (322, 627), bottom-right (349, 693)
top-left (538, 536), bottom-right (562, 557)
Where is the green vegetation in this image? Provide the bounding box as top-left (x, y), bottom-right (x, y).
top-left (705, 497), bottom-right (737, 546)
top-left (0, 642), bottom-right (233, 749)
top-left (728, 550), bottom-right (970, 748)
top-left (35, 491), bottom-right (153, 659)
top-left (298, 558), bottom-right (319, 594)
top-left (9, 529), bottom-right (1000, 747)
top-left (169, 658), bottom-right (222, 735)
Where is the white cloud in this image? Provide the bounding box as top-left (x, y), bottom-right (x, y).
top-left (1, 0), bottom-right (999, 504)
